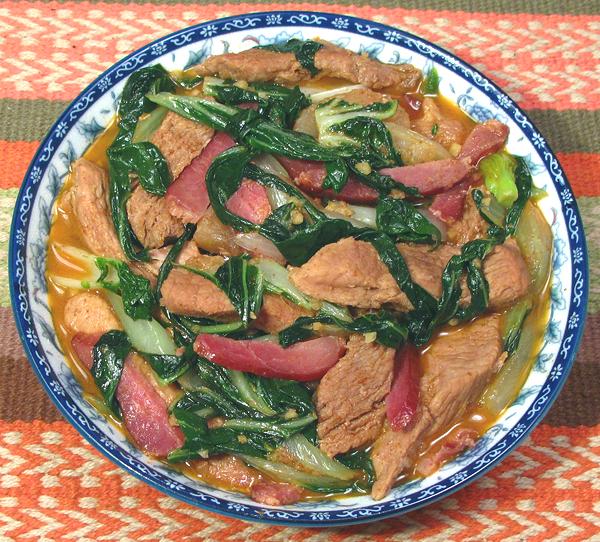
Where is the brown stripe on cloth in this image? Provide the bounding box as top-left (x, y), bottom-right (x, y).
top-left (1, 305), bottom-right (597, 426)
top-left (0, 308), bottom-right (62, 422)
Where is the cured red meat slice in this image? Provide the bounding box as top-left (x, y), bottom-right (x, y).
top-left (166, 132), bottom-right (236, 223)
top-left (71, 334), bottom-right (184, 457)
top-left (226, 179), bottom-right (271, 224)
top-left (386, 344), bottom-right (421, 431)
top-left (194, 334), bottom-right (346, 381)
top-left (251, 481), bottom-right (303, 505)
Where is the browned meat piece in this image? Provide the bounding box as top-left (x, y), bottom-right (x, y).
top-left (193, 455), bottom-right (258, 492)
top-left (150, 111), bottom-right (214, 179)
top-left (71, 159), bottom-right (124, 259)
top-left (446, 185), bottom-right (488, 244)
top-left (64, 292), bottom-right (122, 335)
top-left (195, 48), bottom-right (309, 85)
top-left (195, 42), bottom-right (421, 93)
top-left (315, 335), bottom-right (395, 457)
top-left (193, 208), bottom-right (243, 256)
top-left (288, 238), bottom-right (452, 310)
top-left (159, 268), bottom-right (236, 320)
top-left (411, 97), bottom-right (467, 150)
top-left (371, 315), bottom-right (505, 499)
top-left (315, 44), bottom-right (421, 93)
top-left (126, 186), bottom-right (184, 249)
top-left (253, 294), bottom-right (313, 334)
top-left (290, 238), bottom-right (529, 312)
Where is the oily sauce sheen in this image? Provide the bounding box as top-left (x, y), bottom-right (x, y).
top-left (46, 81), bottom-right (550, 498)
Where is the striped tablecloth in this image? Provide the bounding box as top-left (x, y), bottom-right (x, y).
top-left (1, 2), bottom-right (599, 540)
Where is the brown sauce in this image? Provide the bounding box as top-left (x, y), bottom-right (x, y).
top-left (45, 78), bottom-right (551, 500)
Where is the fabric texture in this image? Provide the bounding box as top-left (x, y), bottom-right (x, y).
top-left (0, 1), bottom-right (599, 540)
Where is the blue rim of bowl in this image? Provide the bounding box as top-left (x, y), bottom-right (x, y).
top-left (9, 10), bottom-right (589, 527)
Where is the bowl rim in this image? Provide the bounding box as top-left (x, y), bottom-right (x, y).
top-left (9, 10), bottom-right (589, 527)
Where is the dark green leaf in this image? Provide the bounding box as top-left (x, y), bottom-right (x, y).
top-left (322, 159), bottom-right (349, 192)
top-left (214, 256), bottom-right (265, 326)
top-left (259, 39), bottom-right (323, 76)
top-left (109, 142), bottom-right (172, 196)
top-left (376, 196), bottom-right (441, 245)
top-left (336, 449), bottom-right (375, 489)
top-left (422, 66), bottom-right (440, 95)
top-left (142, 353), bottom-right (190, 384)
top-left (91, 331), bottom-right (132, 415)
top-left (155, 223), bottom-right (197, 299)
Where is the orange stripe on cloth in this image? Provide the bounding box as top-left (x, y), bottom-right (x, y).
top-left (0, 141), bottom-right (39, 189)
top-left (0, 2), bottom-right (598, 110)
top-left (2, 142), bottom-right (598, 199)
top-left (0, 420), bottom-right (597, 540)
top-left (558, 153), bottom-right (600, 198)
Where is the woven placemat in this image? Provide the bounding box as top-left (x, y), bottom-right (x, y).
top-left (1, 2), bottom-right (598, 540)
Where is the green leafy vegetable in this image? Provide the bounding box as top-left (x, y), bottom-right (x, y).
top-left (502, 298), bottom-right (533, 355)
top-left (214, 256), bottom-right (265, 326)
top-left (142, 352), bottom-right (191, 384)
top-left (132, 107), bottom-right (168, 143)
top-left (155, 223), bottom-right (197, 299)
top-left (376, 196), bottom-right (441, 245)
top-left (108, 142), bottom-right (172, 196)
top-left (91, 330), bottom-right (132, 415)
top-left (258, 39), bottom-right (323, 76)
top-left (322, 159), bottom-right (349, 192)
top-left (479, 152), bottom-right (518, 208)
top-left (422, 66), bottom-right (440, 95)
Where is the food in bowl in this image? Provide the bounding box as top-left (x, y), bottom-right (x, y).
top-left (46, 39), bottom-right (552, 505)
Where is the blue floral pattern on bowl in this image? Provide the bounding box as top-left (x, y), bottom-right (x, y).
top-left (8, 11), bottom-right (588, 526)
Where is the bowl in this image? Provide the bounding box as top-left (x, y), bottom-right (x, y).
top-left (9, 10), bottom-right (589, 526)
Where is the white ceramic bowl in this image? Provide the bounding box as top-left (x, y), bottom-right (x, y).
top-left (9, 11), bottom-right (588, 526)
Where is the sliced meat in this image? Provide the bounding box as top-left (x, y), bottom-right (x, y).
top-left (411, 97), bottom-right (467, 149)
top-left (226, 179), bottom-right (271, 224)
top-left (195, 42), bottom-right (421, 93)
top-left (126, 185), bottom-right (184, 249)
top-left (159, 268), bottom-right (236, 320)
top-left (380, 159), bottom-right (470, 196)
top-left (71, 159), bottom-right (124, 259)
top-left (251, 481), bottom-right (303, 506)
top-left (371, 315), bottom-right (505, 499)
top-left (253, 294), bottom-right (313, 334)
top-left (192, 455), bottom-right (258, 492)
top-left (289, 238), bottom-right (530, 312)
top-left (430, 177), bottom-right (473, 222)
top-left (194, 335), bottom-right (346, 381)
top-left (416, 427), bottom-right (479, 476)
top-left (315, 335), bottom-right (395, 457)
top-left (141, 241), bottom-right (199, 275)
top-left (166, 132), bottom-right (235, 223)
top-left (64, 292), bottom-right (122, 335)
top-left (69, 301), bottom-right (183, 457)
top-left (387, 344), bottom-right (421, 431)
top-left (150, 111), bottom-right (214, 180)
top-left (445, 185), bottom-right (488, 243)
top-left (277, 157), bottom-right (379, 205)
top-left (194, 207), bottom-right (243, 256)
top-left (458, 120), bottom-right (509, 167)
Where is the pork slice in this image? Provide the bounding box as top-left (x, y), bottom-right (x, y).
top-left (416, 427), bottom-right (479, 477)
top-left (192, 455), bottom-right (258, 492)
top-left (226, 179), bottom-right (271, 224)
top-left (150, 111), bottom-right (214, 179)
top-left (251, 481), bottom-right (303, 506)
top-left (126, 185), bottom-right (184, 249)
top-left (253, 293), bottom-right (313, 334)
top-left (159, 267), bottom-right (236, 320)
top-left (195, 42), bottom-right (421, 93)
top-left (315, 335), bottom-right (395, 457)
top-left (371, 315), bottom-right (504, 499)
top-left (445, 184), bottom-right (488, 243)
top-left (64, 292), bottom-right (122, 335)
top-left (71, 159), bottom-right (124, 259)
top-left (314, 43), bottom-right (421, 93)
top-left (288, 238), bottom-right (454, 310)
top-left (289, 238), bottom-right (529, 312)
top-left (430, 177), bottom-right (475, 222)
top-left (411, 97), bottom-right (467, 149)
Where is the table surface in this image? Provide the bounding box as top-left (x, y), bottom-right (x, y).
top-left (1, 1), bottom-right (599, 540)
